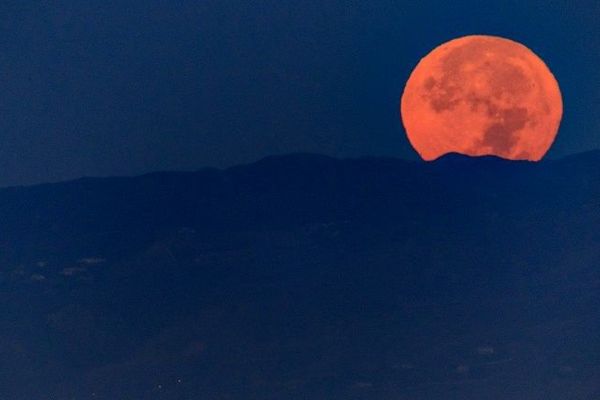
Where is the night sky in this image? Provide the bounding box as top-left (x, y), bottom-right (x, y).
top-left (0, 0), bottom-right (598, 186)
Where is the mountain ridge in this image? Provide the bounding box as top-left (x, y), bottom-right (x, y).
top-left (0, 150), bottom-right (596, 245)
top-left (3, 150), bottom-right (599, 191)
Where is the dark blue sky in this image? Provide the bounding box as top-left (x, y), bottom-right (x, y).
top-left (0, 0), bottom-right (598, 186)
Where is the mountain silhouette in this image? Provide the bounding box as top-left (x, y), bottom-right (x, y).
top-left (0, 152), bottom-right (599, 399)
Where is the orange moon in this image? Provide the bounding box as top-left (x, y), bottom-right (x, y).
top-left (400, 35), bottom-right (563, 161)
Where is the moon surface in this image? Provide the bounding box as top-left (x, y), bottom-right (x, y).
top-left (400, 35), bottom-right (563, 161)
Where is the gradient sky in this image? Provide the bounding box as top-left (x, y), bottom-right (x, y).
top-left (0, 0), bottom-right (598, 186)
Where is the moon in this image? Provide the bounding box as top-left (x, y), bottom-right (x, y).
top-left (400, 35), bottom-right (563, 161)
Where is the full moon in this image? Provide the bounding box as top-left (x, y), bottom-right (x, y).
top-left (400, 35), bottom-right (563, 161)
